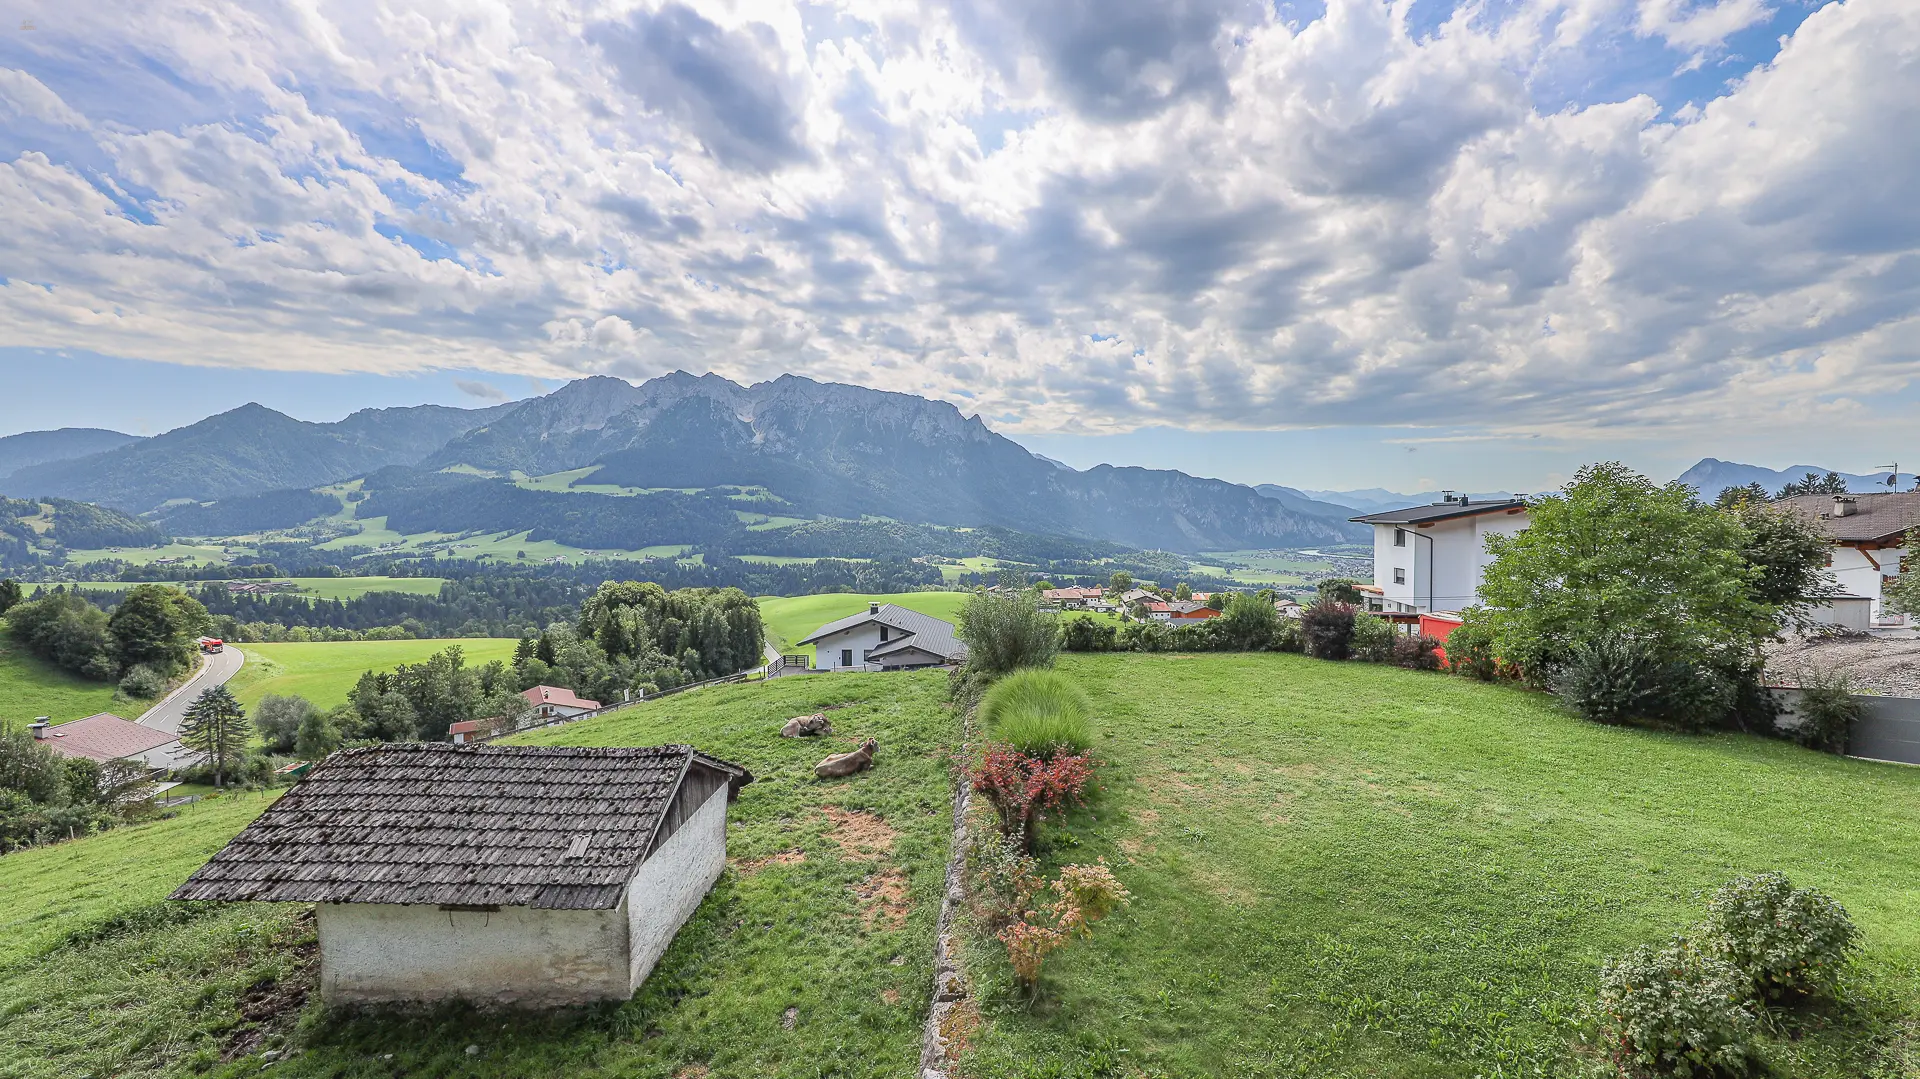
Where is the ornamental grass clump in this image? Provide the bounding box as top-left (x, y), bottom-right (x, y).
top-left (1700, 872), bottom-right (1859, 1002)
top-left (1597, 935), bottom-right (1758, 1078)
top-left (978, 669), bottom-right (1094, 757)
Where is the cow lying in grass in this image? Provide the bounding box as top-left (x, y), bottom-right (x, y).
top-left (781, 713), bottom-right (832, 738)
top-left (815, 739), bottom-right (878, 779)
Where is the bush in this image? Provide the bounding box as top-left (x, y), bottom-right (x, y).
top-left (1701, 872), bottom-right (1859, 1002)
top-left (1392, 634), bottom-right (1443, 671)
top-left (959, 587), bottom-right (1059, 676)
top-left (116, 663), bottom-right (168, 699)
top-left (1445, 618), bottom-right (1498, 679)
top-left (1556, 635), bottom-right (1733, 731)
top-left (1271, 617), bottom-right (1305, 653)
top-left (1215, 592), bottom-right (1279, 651)
top-left (253, 694), bottom-right (318, 755)
top-left (999, 861), bottom-right (1131, 991)
top-left (1598, 935), bottom-right (1757, 1078)
top-left (1783, 672), bottom-right (1864, 754)
top-left (972, 744), bottom-right (1096, 850)
top-left (1118, 619), bottom-right (1172, 653)
top-left (1059, 615), bottom-right (1116, 653)
top-left (1301, 599), bottom-right (1356, 661)
top-left (1350, 614), bottom-right (1397, 663)
top-left (978, 669), bottom-right (1095, 756)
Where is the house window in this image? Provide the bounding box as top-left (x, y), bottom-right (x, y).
top-left (1393, 528), bottom-right (1407, 547)
top-left (840, 649), bottom-right (853, 667)
top-left (879, 626), bottom-right (889, 642)
top-left (858, 650), bottom-right (868, 665)
top-left (1393, 568), bottom-right (1406, 585)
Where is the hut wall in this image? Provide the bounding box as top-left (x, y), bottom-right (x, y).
top-left (627, 783), bottom-right (730, 988)
top-left (317, 901), bottom-right (631, 1005)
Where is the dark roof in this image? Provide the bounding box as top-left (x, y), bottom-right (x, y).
top-left (797, 603), bottom-right (968, 662)
top-left (1779, 491), bottom-right (1920, 544)
top-left (171, 743), bottom-right (750, 910)
top-left (1349, 498), bottom-right (1529, 525)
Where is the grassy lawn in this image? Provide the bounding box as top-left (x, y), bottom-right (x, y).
top-left (74, 577), bottom-right (449, 601)
top-left (758, 591), bottom-right (970, 660)
top-left (957, 653), bottom-right (1920, 1078)
top-left (0, 625), bottom-right (126, 723)
top-left (65, 541), bottom-right (242, 567)
top-left (0, 672), bottom-right (958, 1079)
top-left (228, 638), bottom-right (520, 710)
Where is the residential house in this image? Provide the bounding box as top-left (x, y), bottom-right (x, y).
top-left (1040, 586), bottom-right (1105, 610)
top-left (172, 743), bottom-right (752, 1005)
top-left (1779, 492), bottom-right (1917, 626)
top-left (798, 602), bottom-right (969, 670)
top-left (522, 685), bottom-right (602, 722)
top-left (1120, 588), bottom-right (1155, 606)
top-left (1142, 600), bottom-right (1219, 624)
top-left (28, 713), bottom-right (183, 771)
top-left (1350, 496), bottom-right (1532, 615)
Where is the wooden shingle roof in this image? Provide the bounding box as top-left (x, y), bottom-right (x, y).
top-left (171, 743), bottom-right (750, 910)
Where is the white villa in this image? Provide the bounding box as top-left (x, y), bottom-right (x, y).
top-left (1350, 495), bottom-right (1531, 617)
top-left (798, 602), bottom-right (968, 671)
top-left (1778, 492), bottom-right (1915, 627)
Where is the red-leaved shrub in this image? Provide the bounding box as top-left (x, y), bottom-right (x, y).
top-left (972, 744), bottom-right (1094, 849)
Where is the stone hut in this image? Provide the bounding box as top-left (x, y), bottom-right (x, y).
top-left (171, 742), bottom-right (751, 1005)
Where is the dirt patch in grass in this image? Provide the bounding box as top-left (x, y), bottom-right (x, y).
top-left (853, 867), bottom-right (912, 930)
top-left (881, 988), bottom-right (902, 1006)
top-left (823, 807), bottom-right (898, 862)
top-left (221, 931), bottom-right (317, 1061)
top-left (674, 1065), bottom-right (710, 1079)
top-left (733, 849), bottom-right (806, 875)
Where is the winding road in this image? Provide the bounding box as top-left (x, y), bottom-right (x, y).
top-left (138, 646), bottom-right (245, 736)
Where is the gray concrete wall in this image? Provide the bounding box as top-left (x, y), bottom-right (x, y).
top-left (317, 901), bottom-right (631, 1006)
top-left (1772, 688), bottom-right (1920, 766)
top-left (1848, 694), bottom-right (1920, 765)
top-left (626, 783), bottom-right (730, 989)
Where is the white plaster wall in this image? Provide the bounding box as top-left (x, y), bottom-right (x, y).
top-left (626, 784), bottom-right (730, 990)
top-left (317, 900), bottom-right (631, 1005)
top-left (812, 623), bottom-right (887, 669)
top-left (1373, 525), bottom-right (1417, 608)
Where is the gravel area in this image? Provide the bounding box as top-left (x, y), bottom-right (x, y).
top-left (1765, 632), bottom-right (1920, 696)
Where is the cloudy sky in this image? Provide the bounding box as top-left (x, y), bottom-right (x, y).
top-left (1, 0), bottom-right (1915, 492)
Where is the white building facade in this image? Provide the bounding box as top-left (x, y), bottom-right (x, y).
top-left (1351, 497), bottom-right (1532, 614)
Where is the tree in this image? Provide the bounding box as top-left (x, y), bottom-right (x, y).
top-left (1884, 527), bottom-right (1920, 618)
top-left (1715, 483), bottom-right (1771, 508)
top-left (957, 587), bottom-right (1059, 676)
top-left (1477, 463), bottom-right (1772, 681)
top-left (1216, 592), bottom-right (1279, 651)
top-left (293, 707), bottom-right (343, 759)
top-left (1205, 592), bottom-right (1227, 611)
top-left (0, 578), bottom-right (21, 616)
top-left (254, 694), bottom-right (318, 755)
top-left (1173, 583), bottom-right (1193, 601)
top-left (1316, 578), bottom-right (1363, 605)
top-left (179, 685), bottom-right (249, 788)
top-left (1106, 571), bottom-right (1133, 595)
top-left (108, 583), bottom-right (211, 676)
top-left (5, 590), bottom-right (115, 679)
top-left (1722, 498), bottom-right (1837, 619)
top-left (1777, 471), bottom-right (1849, 498)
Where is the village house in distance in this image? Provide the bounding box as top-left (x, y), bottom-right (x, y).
top-left (172, 743), bottom-right (751, 1005)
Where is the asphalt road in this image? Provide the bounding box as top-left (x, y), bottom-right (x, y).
top-left (138, 646), bottom-right (245, 735)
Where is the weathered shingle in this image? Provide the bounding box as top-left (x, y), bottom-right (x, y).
top-left (171, 743), bottom-right (750, 910)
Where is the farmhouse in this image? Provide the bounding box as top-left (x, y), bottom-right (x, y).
top-left (171, 743), bottom-right (751, 1006)
top-left (1779, 491), bottom-right (1916, 626)
top-left (798, 602), bottom-right (968, 670)
top-left (1351, 495), bottom-right (1532, 615)
top-left (1041, 586), bottom-right (1105, 610)
top-left (523, 684), bottom-right (601, 720)
top-left (28, 713), bottom-right (182, 770)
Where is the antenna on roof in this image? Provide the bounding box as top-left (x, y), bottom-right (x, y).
top-left (1878, 463), bottom-right (1899, 489)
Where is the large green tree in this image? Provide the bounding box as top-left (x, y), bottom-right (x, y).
top-left (1476, 463), bottom-right (1773, 679)
top-left (108, 584), bottom-right (210, 676)
top-left (179, 685), bottom-right (249, 789)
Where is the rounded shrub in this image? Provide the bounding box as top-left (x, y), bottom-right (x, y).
top-left (978, 669), bottom-right (1094, 756)
top-left (1700, 871), bottom-right (1859, 1002)
top-left (1598, 935), bottom-right (1757, 1078)
top-left (1444, 619), bottom-right (1498, 679)
top-left (117, 663), bottom-right (169, 699)
top-left (1300, 599), bottom-right (1356, 661)
top-left (1349, 613), bottom-right (1397, 663)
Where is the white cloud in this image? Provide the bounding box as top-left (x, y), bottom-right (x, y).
top-left (0, 0), bottom-right (1914, 447)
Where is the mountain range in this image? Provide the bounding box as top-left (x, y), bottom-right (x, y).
top-left (0, 373), bottom-right (1367, 552)
top-left (1672, 458), bottom-right (1915, 497)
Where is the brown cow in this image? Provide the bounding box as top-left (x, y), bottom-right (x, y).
top-left (814, 739), bottom-right (878, 779)
top-left (780, 713), bottom-right (833, 738)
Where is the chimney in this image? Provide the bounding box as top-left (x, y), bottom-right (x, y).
top-left (1832, 495), bottom-right (1857, 517)
top-left (869, 602), bottom-right (880, 614)
top-left (29, 718), bottom-right (50, 740)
